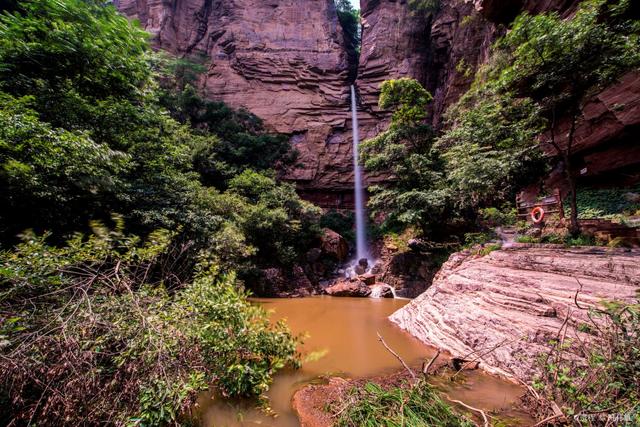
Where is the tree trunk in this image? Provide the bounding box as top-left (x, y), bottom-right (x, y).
top-left (565, 159), bottom-right (580, 235)
top-left (565, 111), bottom-right (580, 235)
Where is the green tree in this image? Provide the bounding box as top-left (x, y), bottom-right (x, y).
top-left (478, 0), bottom-right (639, 232)
top-left (437, 88), bottom-right (546, 210)
top-left (361, 78), bottom-right (449, 235)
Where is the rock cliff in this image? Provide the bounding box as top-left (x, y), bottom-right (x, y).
top-left (115, 0), bottom-right (640, 198)
top-left (390, 246), bottom-right (640, 381)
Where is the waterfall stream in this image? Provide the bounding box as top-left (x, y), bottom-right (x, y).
top-left (350, 85), bottom-right (369, 262)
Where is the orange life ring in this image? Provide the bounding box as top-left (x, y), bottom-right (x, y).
top-left (531, 206), bottom-right (545, 223)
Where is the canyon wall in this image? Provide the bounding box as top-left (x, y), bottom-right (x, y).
top-left (115, 0), bottom-right (640, 201)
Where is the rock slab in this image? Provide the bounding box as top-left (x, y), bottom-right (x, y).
top-left (390, 246), bottom-right (640, 382)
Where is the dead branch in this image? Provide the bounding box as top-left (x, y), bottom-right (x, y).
top-left (422, 349), bottom-right (441, 376)
top-left (444, 394), bottom-right (489, 427)
top-left (376, 331), bottom-right (416, 380)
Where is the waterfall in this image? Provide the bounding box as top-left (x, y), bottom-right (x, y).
top-left (350, 85), bottom-right (369, 262)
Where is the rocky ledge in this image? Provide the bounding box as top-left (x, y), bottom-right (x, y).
top-left (390, 246), bottom-right (640, 382)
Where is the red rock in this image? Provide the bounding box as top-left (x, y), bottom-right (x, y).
top-left (324, 279), bottom-right (371, 297)
top-left (319, 228), bottom-right (349, 262)
top-left (390, 246), bottom-right (640, 382)
top-left (360, 273), bottom-right (376, 286)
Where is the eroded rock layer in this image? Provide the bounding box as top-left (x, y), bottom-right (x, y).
top-left (115, 0), bottom-right (640, 195)
top-left (390, 246), bottom-right (640, 382)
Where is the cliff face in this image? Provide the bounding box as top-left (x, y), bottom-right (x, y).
top-left (115, 0), bottom-right (358, 193)
top-left (115, 0), bottom-right (640, 198)
top-left (390, 246), bottom-right (640, 381)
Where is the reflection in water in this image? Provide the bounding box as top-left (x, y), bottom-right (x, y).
top-left (198, 296), bottom-right (530, 426)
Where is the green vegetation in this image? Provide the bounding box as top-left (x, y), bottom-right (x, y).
top-left (0, 0), bottom-right (316, 424)
top-left (444, 0), bottom-right (640, 233)
top-left (361, 78), bottom-right (450, 237)
top-left (0, 0), bottom-right (319, 273)
top-left (533, 299), bottom-right (640, 423)
top-left (334, 0), bottom-right (361, 72)
top-left (320, 209), bottom-right (355, 242)
top-left (334, 381), bottom-right (473, 427)
top-left (0, 223), bottom-right (298, 425)
top-left (565, 185), bottom-right (640, 221)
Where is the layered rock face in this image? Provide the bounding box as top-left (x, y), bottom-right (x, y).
top-left (390, 246), bottom-right (640, 381)
top-left (115, 0), bottom-right (359, 191)
top-left (115, 0), bottom-right (640, 197)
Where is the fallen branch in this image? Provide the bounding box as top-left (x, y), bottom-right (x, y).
top-left (377, 331), bottom-right (416, 380)
top-left (422, 349), bottom-right (441, 376)
top-left (532, 413), bottom-right (564, 426)
top-left (444, 394), bottom-right (489, 427)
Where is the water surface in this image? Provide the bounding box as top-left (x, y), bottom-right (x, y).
top-left (199, 296), bottom-right (530, 426)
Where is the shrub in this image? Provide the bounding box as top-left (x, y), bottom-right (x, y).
top-left (463, 231), bottom-right (496, 248)
top-left (319, 210), bottom-right (355, 242)
top-left (0, 225), bottom-right (299, 425)
top-left (532, 299), bottom-right (640, 423)
top-left (479, 205), bottom-right (517, 227)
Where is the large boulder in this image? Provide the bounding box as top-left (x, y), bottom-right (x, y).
top-left (324, 279), bottom-right (371, 297)
top-left (390, 246), bottom-right (640, 382)
top-left (320, 228), bottom-right (349, 262)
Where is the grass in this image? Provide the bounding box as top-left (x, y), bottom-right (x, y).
top-left (333, 381), bottom-right (473, 427)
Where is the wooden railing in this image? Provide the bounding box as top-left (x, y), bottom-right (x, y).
top-left (516, 188), bottom-right (564, 221)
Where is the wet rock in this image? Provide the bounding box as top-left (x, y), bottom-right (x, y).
top-left (324, 279), bottom-right (371, 297)
top-left (358, 258), bottom-right (369, 269)
top-left (360, 273), bottom-right (376, 286)
top-left (320, 228), bottom-right (349, 262)
top-left (369, 283), bottom-right (394, 298)
top-left (390, 246), bottom-right (640, 382)
top-left (354, 264), bottom-right (366, 275)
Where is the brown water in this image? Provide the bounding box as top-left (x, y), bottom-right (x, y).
top-left (198, 296), bottom-right (532, 426)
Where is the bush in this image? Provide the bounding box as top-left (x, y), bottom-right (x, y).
top-left (463, 231), bottom-right (496, 248)
top-left (320, 210), bottom-right (355, 242)
top-left (479, 206), bottom-right (517, 227)
top-left (532, 299), bottom-right (640, 423)
top-left (0, 225), bottom-right (299, 425)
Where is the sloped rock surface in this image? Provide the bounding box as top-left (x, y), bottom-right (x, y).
top-left (390, 246), bottom-right (640, 382)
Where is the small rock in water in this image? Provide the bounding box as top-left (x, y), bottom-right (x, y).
top-left (354, 265), bottom-right (366, 275)
top-left (358, 258), bottom-right (369, 269)
top-left (361, 273), bottom-right (375, 286)
top-left (369, 283), bottom-right (394, 298)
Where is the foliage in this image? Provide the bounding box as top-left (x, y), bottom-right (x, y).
top-left (334, 0), bottom-right (361, 55)
top-left (0, 0), bottom-right (320, 276)
top-left (362, 79), bottom-right (453, 236)
top-left (320, 209), bottom-right (355, 242)
top-left (159, 83), bottom-right (295, 188)
top-left (379, 78), bottom-right (433, 126)
top-left (478, 206), bottom-right (517, 227)
top-left (532, 298), bottom-right (640, 423)
top-left (463, 232), bottom-right (496, 248)
top-left (564, 185), bottom-right (640, 220)
top-left (333, 381), bottom-right (472, 427)
top-left (0, 225), bottom-right (299, 425)
top-left (408, 0), bottom-right (440, 13)
top-left (438, 88), bottom-right (547, 210)
top-left (227, 170), bottom-right (322, 268)
top-left (446, 0), bottom-right (640, 232)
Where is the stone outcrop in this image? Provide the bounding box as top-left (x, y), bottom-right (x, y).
top-left (319, 228), bottom-right (349, 262)
top-left (390, 246), bottom-right (640, 381)
top-left (115, 0), bottom-right (640, 198)
top-left (324, 278), bottom-right (372, 297)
